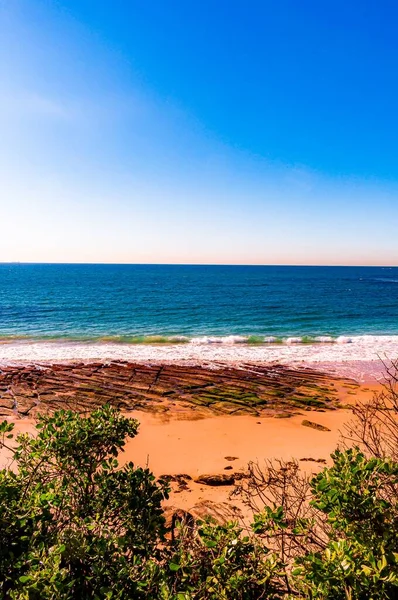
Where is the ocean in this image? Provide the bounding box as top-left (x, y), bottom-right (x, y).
top-left (0, 264), bottom-right (398, 369)
top-left (1, 263), bottom-right (398, 341)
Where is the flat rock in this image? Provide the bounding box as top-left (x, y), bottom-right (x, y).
top-left (195, 473), bottom-right (235, 486)
top-left (0, 361), bottom-right (347, 418)
top-left (301, 420), bottom-right (331, 432)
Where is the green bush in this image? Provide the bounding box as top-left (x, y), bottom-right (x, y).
top-left (292, 449), bottom-right (398, 599)
top-left (0, 407), bottom-right (169, 598)
top-left (1, 406), bottom-right (398, 598)
top-left (164, 519), bottom-right (285, 599)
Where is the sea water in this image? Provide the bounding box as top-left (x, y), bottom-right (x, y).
top-left (0, 264), bottom-right (397, 367)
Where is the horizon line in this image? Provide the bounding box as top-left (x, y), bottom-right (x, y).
top-left (1, 262), bottom-right (397, 268)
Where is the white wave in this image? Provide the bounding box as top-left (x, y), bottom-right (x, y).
top-left (1, 336), bottom-right (398, 381)
top-left (220, 335), bottom-right (248, 344)
top-left (374, 278), bottom-right (398, 283)
top-left (314, 336), bottom-right (335, 343)
top-left (286, 337), bottom-right (303, 344)
top-left (190, 336), bottom-right (223, 344)
top-left (190, 335), bottom-right (249, 345)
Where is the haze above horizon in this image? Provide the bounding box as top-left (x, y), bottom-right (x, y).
top-left (1, 1), bottom-right (397, 265)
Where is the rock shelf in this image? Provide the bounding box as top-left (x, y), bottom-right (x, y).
top-left (0, 361), bottom-right (348, 419)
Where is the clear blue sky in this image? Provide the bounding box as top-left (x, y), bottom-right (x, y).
top-left (1, 0), bottom-right (397, 264)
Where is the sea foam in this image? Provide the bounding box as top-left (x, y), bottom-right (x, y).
top-left (1, 336), bottom-right (398, 381)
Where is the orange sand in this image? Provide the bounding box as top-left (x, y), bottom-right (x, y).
top-left (117, 382), bottom-right (380, 518)
top-left (0, 382), bottom-right (381, 521)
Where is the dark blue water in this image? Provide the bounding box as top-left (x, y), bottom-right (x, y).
top-left (0, 264), bottom-right (397, 342)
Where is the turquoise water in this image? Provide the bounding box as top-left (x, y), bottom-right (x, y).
top-left (0, 264), bottom-right (397, 343)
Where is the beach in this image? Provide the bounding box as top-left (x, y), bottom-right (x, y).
top-left (4, 5), bottom-right (398, 592)
top-left (122, 386), bottom-right (378, 522)
top-left (0, 263), bottom-right (396, 520)
top-left (0, 353), bottom-right (384, 522)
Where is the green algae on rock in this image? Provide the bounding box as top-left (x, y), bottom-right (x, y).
top-left (0, 361), bottom-right (349, 419)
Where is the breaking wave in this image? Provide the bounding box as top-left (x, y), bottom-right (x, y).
top-left (0, 333), bottom-right (398, 346)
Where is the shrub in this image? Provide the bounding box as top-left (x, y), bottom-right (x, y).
top-left (1, 398), bottom-right (398, 598)
top-left (240, 449), bottom-right (398, 598)
top-left (0, 406), bottom-right (169, 598)
top-left (344, 357), bottom-right (398, 461)
top-left (164, 519), bottom-right (285, 599)
top-left (292, 449), bottom-right (398, 599)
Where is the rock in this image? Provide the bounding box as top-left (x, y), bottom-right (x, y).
top-left (224, 466), bottom-right (233, 470)
top-left (195, 473), bottom-right (235, 486)
top-left (233, 471), bottom-right (249, 481)
top-left (0, 361), bottom-right (343, 418)
top-left (160, 474), bottom-right (192, 491)
top-left (163, 507), bottom-right (195, 539)
top-left (224, 456), bottom-right (238, 461)
top-left (160, 473), bottom-right (192, 481)
top-left (301, 420), bottom-right (331, 432)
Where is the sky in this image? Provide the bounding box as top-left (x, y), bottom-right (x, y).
top-left (0, 0), bottom-right (397, 265)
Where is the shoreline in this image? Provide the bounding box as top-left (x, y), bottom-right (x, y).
top-left (0, 338), bottom-right (397, 381)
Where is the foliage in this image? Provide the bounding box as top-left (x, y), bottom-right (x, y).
top-left (0, 407), bottom-right (169, 598)
top-left (1, 393), bottom-right (398, 598)
top-left (292, 448), bottom-right (398, 599)
top-left (344, 357), bottom-right (398, 461)
top-left (164, 518), bottom-right (285, 599)
top-left (246, 448), bottom-right (398, 598)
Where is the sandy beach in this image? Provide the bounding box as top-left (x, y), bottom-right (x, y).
top-left (121, 385), bottom-right (377, 522)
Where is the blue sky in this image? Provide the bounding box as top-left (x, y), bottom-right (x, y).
top-left (0, 0), bottom-right (397, 264)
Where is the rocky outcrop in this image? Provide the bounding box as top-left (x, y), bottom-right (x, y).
top-left (301, 420), bottom-right (331, 432)
top-left (0, 361), bottom-right (346, 419)
top-left (195, 474), bottom-right (236, 486)
top-left (160, 474), bottom-right (192, 492)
